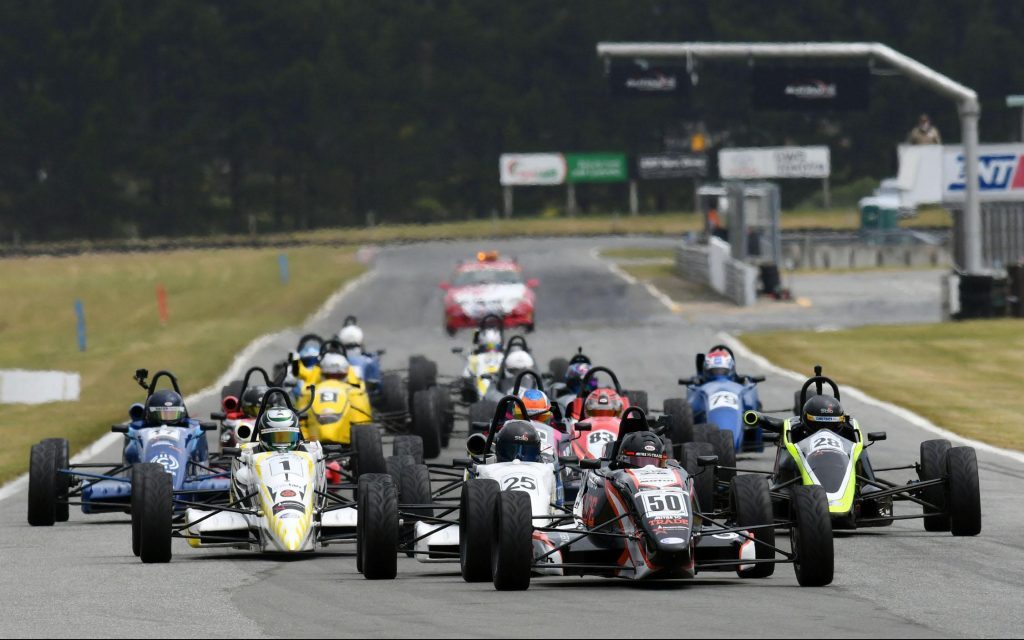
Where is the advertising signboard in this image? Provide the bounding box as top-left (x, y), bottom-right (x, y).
top-left (752, 66), bottom-right (870, 111)
top-left (942, 144), bottom-right (1024, 202)
top-left (636, 153), bottom-right (708, 180)
top-left (499, 153), bottom-right (567, 186)
top-left (718, 146), bottom-right (830, 179)
top-left (565, 153), bottom-right (628, 183)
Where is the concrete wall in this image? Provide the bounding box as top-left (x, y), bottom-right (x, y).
top-left (676, 239), bottom-right (758, 306)
top-left (0, 370), bottom-right (80, 404)
top-left (780, 242), bottom-right (951, 270)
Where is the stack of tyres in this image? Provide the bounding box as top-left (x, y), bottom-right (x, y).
top-left (1007, 264), bottom-right (1024, 318)
top-left (957, 274), bottom-right (1008, 320)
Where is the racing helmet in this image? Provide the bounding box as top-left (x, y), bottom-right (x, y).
top-left (320, 352), bottom-right (350, 380)
top-left (240, 384), bottom-right (269, 419)
top-left (584, 388), bottom-right (623, 418)
top-left (477, 328), bottom-right (502, 352)
top-left (339, 325), bottom-right (364, 349)
top-left (298, 340), bottom-right (321, 368)
top-left (146, 389), bottom-right (188, 425)
top-left (494, 419), bottom-right (542, 463)
top-left (616, 431), bottom-right (668, 469)
top-left (258, 408), bottom-right (301, 452)
top-left (503, 349), bottom-right (534, 376)
top-left (704, 349), bottom-right (735, 379)
top-left (515, 388), bottom-right (552, 422)
top-left (802, 395), bottom-right (845, 429)
top-left (565, 362), bottom-right (598, 395)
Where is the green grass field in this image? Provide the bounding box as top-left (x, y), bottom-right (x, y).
top-left (739, 320), bottom-right (1024, 451)
top-left (0, 247), bottom-right (363, 482)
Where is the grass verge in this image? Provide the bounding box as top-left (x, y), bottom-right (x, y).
top-left (738, 319), bottom-right (1024, 451)
top-left (0, 246), bottom-right (363, 483)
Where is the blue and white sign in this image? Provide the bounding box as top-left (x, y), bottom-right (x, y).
top-left (943, 144), bottom-right (1024, 202)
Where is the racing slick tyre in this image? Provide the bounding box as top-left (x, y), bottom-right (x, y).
top-left (491, 490), bottom-right (533, 591)
top-left (468, 400), bottom-right (497, 435)
top-left (622, 390), bottom-right (649, 414)
top-left (407, 355), bottom-right (437, 400)
top-left (386, 454), bottom-right (415, 491)
top-left (713, 428), bottom-right (737, 483)
top-left (548, 357), bottom-right (569, 382)
top-left (400, 461), bottom-right (434, 550)
top-left (358, 475), bottom-right (399, 580)
top-left (27, 441), bottom-right (60, 526)
top-left (460, 478), bottom-right (500, 582)
top-left (411, 389), bottom-right (443, 459)
top-left (392, 434), bottom-right (424, 465)
top-left (730, 475), bottom-right (775, 578)
top-left (681, 442), bottom-right (716, 515)
top-left (790, 485), bottom-right (833, 587)
top-left (355, 473), bottom-right (392, 573)
top-left (438, 390), bottom-right (455, 448)
top-left (919, 439), bottom-right (951, 532)
top-left (378, 372), bottom-right (407, 415)
top-left (41, 438), bottom-right (70, 522)
top-left (946, 447), bottom-right (982, 536)
top-left (663, 398), bottom-right (694, 457)
top-left (352, 424), bottom-right (387, 477)
top-left (133, 463), bottom-right (173, 564)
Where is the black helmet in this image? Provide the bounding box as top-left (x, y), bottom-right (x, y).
top-left (146, 389), bottom-right (188, 425)
top-left (494, 419), bottom-right (542, 463)
top-left (616, 431), bottom-right (667, 469)
top-left (802, 395), bottom-right (845, 429)
top-left (241, 385), bottom-right (269, 419)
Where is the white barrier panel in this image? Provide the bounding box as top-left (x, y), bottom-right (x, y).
top-left (718, 146), bottom-right (830, 179)
top-left (0, 370), bottom-right (81, 404)
top-left (499, 153), bottom-right (566, 186)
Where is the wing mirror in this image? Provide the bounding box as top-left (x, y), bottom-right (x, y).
top-left (579, 458), bottom-right (601, 470)
top-left (452, 457), bottom-right (474, 468)
top-left (221, 447), bottom-right (242, 458)
top-left (697, 455), bottom-right (718, 467)
top-left (199, 421), bottom-right (218, 431)
top-left (762, 432), bottom-right (780, 443)
top-left (322, 444), bottom-right (344, 455)
top-left (575, 421), bottom-right (592, 432)
top-left (451, 346), bottom-right (464, 354)
top-left (867, 431), bottom-right (887, 442)
top-left (558, 455), bottom-right (579, 465)
top-left (111, 424), bottom-right (129, 433)
top-left (466, 433), bottom-right (489, 456)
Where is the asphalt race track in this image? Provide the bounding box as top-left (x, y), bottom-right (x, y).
top-left (2, 237), bottom-right (1020, 638)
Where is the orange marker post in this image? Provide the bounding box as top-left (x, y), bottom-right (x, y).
top-left (156, 285), bottom-right (169, 325)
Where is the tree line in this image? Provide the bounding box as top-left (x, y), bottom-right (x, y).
top-left (2, 0), bottom-right (1023, 242)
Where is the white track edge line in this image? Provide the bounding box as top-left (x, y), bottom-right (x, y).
top-left (0, 268), bottom-right (376, 502)
top-left (719, 332), bottom-right (1024, 466)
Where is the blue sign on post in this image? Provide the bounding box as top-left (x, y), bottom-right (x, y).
top-left (74, 299), bottom-right (86, 352)
top-left (278, 253), bottom-right (289, 285)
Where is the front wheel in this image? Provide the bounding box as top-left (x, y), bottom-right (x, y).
top-left (358, 474), bottom-right (398, 580)
top-left (946, 446), bottom-right (981, 536)
top-left (27, 441), bottom-right (60, 526)
top-left (411, 389), bottom-right (442, 459)
top-left (662, 398), bottom-right (694, 458)
top-left (491, 491), bottom-right (533, 591)
top-left (680, 442), bottom-right (716, 515)
top-left (132, 463), bottom-right (173, 563)
top-left (790, 485), bottom-right (833, 587)
top-left (919, 439), bottom-right (951, 531)
top-left (730, 475), bottom-right (775, 578)
top-left (460, 479), bottom-right (499, 582)
top-left (351, 425), bottom-right (387, 477)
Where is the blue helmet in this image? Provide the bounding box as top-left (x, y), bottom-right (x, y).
top-left (565, 362), bottom-right (597, 395)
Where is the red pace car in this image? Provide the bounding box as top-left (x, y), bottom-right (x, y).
top-left (440, 251), bottom-right (538, 336)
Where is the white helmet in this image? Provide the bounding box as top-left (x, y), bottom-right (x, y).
top-left (320, 352), bottom-right (350, 377)
top-left (339, 325), bottom-right (364, 348)
top-left (504, 350), bottom-right (535, 375)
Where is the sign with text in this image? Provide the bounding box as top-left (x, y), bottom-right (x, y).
top-left (636, 153), bottom-right (708, 180)
top-left (609, 62), bottom-right (688, 98)
top-left (719, 146), bottom-right (830, 179)
top-left (499, 153), bottom-right (566, 186)
top-left (752, 66), bottom-right (870, 111)
top-left (942, 143), bottom-right (1024, 202)
top-left (566, 153), bottom-right (628, 183)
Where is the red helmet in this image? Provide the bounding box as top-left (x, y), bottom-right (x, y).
top-left (584, 388), bottom-right (623, 418)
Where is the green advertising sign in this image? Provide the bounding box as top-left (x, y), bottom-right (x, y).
top-left (565, 152), bottom-right (628, 183)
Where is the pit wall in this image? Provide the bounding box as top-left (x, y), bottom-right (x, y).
top-left (675, 237), bottom-right (758, 306)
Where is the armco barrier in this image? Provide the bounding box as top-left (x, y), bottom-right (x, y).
top-left (676, 238), bottom-right (758, 306)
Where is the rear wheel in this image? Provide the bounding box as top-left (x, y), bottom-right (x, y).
top-left (730, 475), bottom-right (775, 578)
top-left (392, 434), bottom-right (424, 465)
top-left (411, 390), bottom-right (442, 459)
top-left (790, 485), bottom-right (833, 587)
top-left (460, 479), bottom-right (499, 582)
top-left (548, 357), bottom-right (569, 382)
top-left (946, 447), bottom-right (981, 536)
top-left (714, 427), bottom-right (737, 482)
top-left (386, 454), bottom-right (415, 490)
top-left (27, 441), bottom-right (59, 526)
top-left (351, 425), bottom-right (387, 477)
top-left (358, 475), bottom-right (399, 579)
top-left (408, 356), bottom-right (437, 402)
top-left (681, 442), bottom-right (716, 514)
top-left (622, 390), bottom-right (649, 414)
top-left (491, 491), bottom-right (533, 591)
top-left (400, 463), bottom-right (434, 539)
top-left (468, 400), bottom-right (498, 435)
top-left (133, 463), bottom-right (173, 563)
top-left (919, 439), bottom-right (951, 532)
top-left (662, 399), bottom-right (694, 458)
top-left (378, 372), bottom-right (407, 414)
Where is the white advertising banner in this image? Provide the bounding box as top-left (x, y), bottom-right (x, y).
top-left (941, 143), bottom-right (1024, 202)
top-left (718, 146), bottom-right (830, 179)
top-left (499, 153), bottom-right (567, 186)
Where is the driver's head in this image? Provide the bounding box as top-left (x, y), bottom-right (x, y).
top-left (514, 388), bottom-right (552, 423)
top-left (478, 328), bottom-right (502, 352)
top-left (584, 388), bottom-right (622, 418)
top-left (319, 353), bottom-right (350, 380)
top-left (146, 389), bottom-right (188, 425)
top-left (494, 419), bottom-right (542, 463)
top-left (802, 395), bottom-right (844, 429)
top-left (258, 408), bottom-right (301, 452)
top-left (565, 362), bottom-right (597, 395)
top-left (617, 431), bottom-right (668, 469)
top-left (503, 349), bottom-right (534, 376)
top-left (298, 340), bottom-right (321, 368)
top-left (704, 349), bottom-right (735, 379)
top-left (339, 325), bottom-right (363, 352)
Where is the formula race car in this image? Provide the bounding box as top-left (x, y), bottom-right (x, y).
top-left (27, 369), bottom-right (230, 527)
top-left (473, 406), bottom-right (835, 590)
top-left (440, 251), bottom-right (537, 335)
top-left (744, 366), bottom-right (982, 535)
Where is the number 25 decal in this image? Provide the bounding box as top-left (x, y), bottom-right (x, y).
top-left (503, 476), bottom-right (537, 491)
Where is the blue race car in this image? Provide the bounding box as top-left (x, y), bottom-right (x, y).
top-left (27, 369), bottom-right (230, 528)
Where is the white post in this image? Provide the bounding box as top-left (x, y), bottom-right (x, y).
top-left (629, 179), bottom-right (639, 215)
top-left (961, 103), bottom-right (983, 272)
top-left (567, 184), bottom-right (577, 217)
top-left (503, 186), bottom-right (513, 218)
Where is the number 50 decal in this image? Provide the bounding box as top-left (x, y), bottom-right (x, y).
top-left (502, 476), bottom-right (537, 491)
top-left (642, 490), bottom-right (688, 516)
